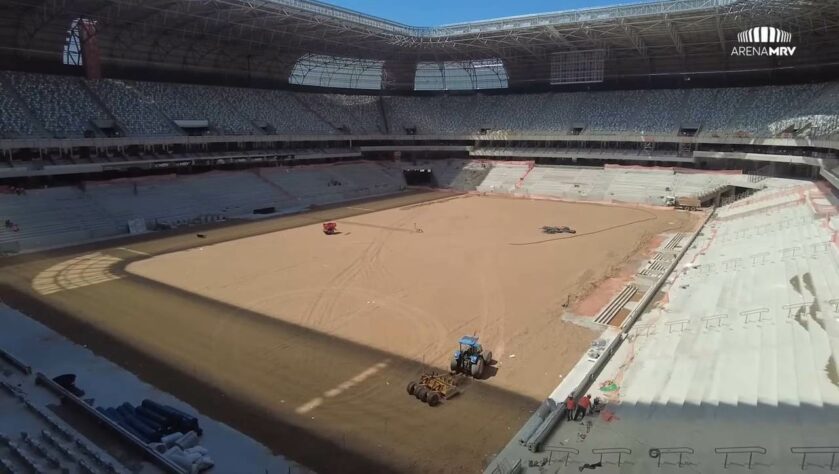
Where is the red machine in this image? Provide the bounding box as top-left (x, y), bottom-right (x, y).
top-left (323, 222), bottom-right (338, 235)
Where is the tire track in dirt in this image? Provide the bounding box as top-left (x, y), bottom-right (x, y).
top-left (475, 260), bottom-right (508, 365)
top-left (334, 204), bottom-right (453, 387)
top-left (288, 206), bottom-right (446, 412)
top-left (300, 234), bottom-right (376, 329)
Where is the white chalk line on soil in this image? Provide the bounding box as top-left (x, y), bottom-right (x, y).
top-left (117, 247), bottom-right (152, 256)
top-left (295, 359), bottom-right (390, 415)
top-left (32, 252), bottom-right (124, 295)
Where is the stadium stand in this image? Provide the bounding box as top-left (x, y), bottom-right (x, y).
top-left (86, 79), bottom-right (182, 137)
top-left (132, 81), bottom-right (258, 135)
top-left (384, 85), bottom-right (839, 138)
top-left (0, 162), bottom-right (405, 253)
top-left (476, 162), bottom-right (533, 194)
top-left (488, 180), bottom-right (839, 472)
top-left (2, 72), bottom-right (839, 140)
top-left (259, 162), bottom-right (404, 206)
top-left (770, 82), bottom-right (839, 137)
top-left (0, 187), bottom-right (120, 253)
top-left (295, 94), bottom-right (386, 134)
top-left (223, 87), bottom-right (335, 135)
top-left (0, 159), bottom-right (751, 253)
top-left (3, 71), bottom-right (110, 138)
top-left (0, 78), bottom-right (42, 139)
top-left (489, 164), bottom-right (731, 205)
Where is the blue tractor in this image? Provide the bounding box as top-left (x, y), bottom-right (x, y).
top-left (450, 336), bottom-right (493, 378)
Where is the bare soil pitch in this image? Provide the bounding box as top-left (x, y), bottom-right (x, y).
top-left (130, 194), bottom-right (696, 398)
top-left (1, 192), bottom-right (697, 473)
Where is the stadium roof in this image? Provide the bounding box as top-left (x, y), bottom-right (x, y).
top-left (2, 0), bottom-right (839, 90)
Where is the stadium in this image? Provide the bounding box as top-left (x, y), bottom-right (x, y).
top-left (1, 0), bottom-right (839, 472)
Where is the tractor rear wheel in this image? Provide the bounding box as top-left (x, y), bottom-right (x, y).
top-left (406, 381), bottom-right (417, 395)
top-left (426, 392), bottom-right (441, 407)
top-left (471, 359), bottom-right (484, 378)
top-left (484, 351), bottom-right (493, 365)
top-left (415, 387), bottom-right (428, 401)
top-left (450, 357), bottom-right (459, 372)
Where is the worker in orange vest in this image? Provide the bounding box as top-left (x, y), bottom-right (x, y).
top-left (576, 394), bottom-right (592, 421)
top-left (565, 396), bottom-right (576, 421)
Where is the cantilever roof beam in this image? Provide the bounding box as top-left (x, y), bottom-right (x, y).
top-left (620, 19), bottom-right (648, 58)
top-left (544, 25), bottom-right (577, 51)
top-left (665, 15), bottom-right (685, 56)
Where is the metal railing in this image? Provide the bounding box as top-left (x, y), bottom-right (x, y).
top-left (790, 447), bottom-right (839, 471)
top-left (650, 447), bottom-right (694, 467)
top-left (715, 446), bottom-right (767, 470)
top-left (592, 448), bottom-right (632, 466)
top-left (542, 446), bottom-right (579, 467)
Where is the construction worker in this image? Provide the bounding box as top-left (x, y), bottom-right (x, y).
top-left (576, 394), bottom-right (592, 421)
top-left (565, 396), bottom-right (576, 421)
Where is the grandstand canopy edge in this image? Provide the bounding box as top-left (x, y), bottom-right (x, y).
top-left (2, 0), bottom-right (838, 92)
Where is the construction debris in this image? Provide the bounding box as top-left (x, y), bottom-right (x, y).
top-left (541, 226), bottom-right (576, 234)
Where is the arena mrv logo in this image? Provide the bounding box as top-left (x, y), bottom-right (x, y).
top-left (731, 27), bottom-right (796, 56)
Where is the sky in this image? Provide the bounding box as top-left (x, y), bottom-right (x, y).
top-left (324, 0), bottom-right (657, 26)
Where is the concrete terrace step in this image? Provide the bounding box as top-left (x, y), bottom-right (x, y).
top-left (684, 325), bottom-right (724, 410)
top-left (711, 321), bottom-right (742, 416)
top-left (642, 331), bottom-right (685, 417)
top-left (593, 285), bottom-right (637, 325)
top-left (739, 325), bottom-right (762, 409)
top-left (662, 329), bottom-right (700, 409)
top-left (757, 322), bottom-right (780, 408)
top-left (792, 313), bottom-right (824, 410)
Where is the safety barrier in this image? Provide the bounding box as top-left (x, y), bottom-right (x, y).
top-left (790, 446), bottom-right (839, 471)
top-left (592, 448), bottom-right (631, 466)
top-left (649, 447), bottom-right (694, 467)
top-left (715, 446), bottom-right (767, 469)
top-left (542, 446), bottom-right (579, 467)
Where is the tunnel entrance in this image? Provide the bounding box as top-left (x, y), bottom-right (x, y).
top-left (402, 168), bottom-right (435, 186)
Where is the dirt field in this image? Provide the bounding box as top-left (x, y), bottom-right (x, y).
top-left (130, 194), bottom-right (693, 398)
top-left (0, 191), bottom-right (698, 474)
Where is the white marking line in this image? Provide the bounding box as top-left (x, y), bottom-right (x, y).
top-left (347, 206), bottom-right (374, 212)
top-left (295, 360), bottom-right (389, 415)
top-left (32, 252), bottom-right (124, 295)
top-left (117, 247), bottom-right (151, 256)
top-left (296, 397), bottom-right (323, 414)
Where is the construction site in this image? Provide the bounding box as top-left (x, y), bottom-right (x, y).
top-left (2, 0), bottom-right (839, 472)
top-left (0, 186), bottom-right (697, 472)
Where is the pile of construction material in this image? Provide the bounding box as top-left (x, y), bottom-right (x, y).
top-left (517, 398), bottom-right (561, 452)
top-left (541, 225), bottom-right (576, 234)
top-left (97, 399), bottom-right (214, 473)
top-left (587, 339), bottom-right (608, 361)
